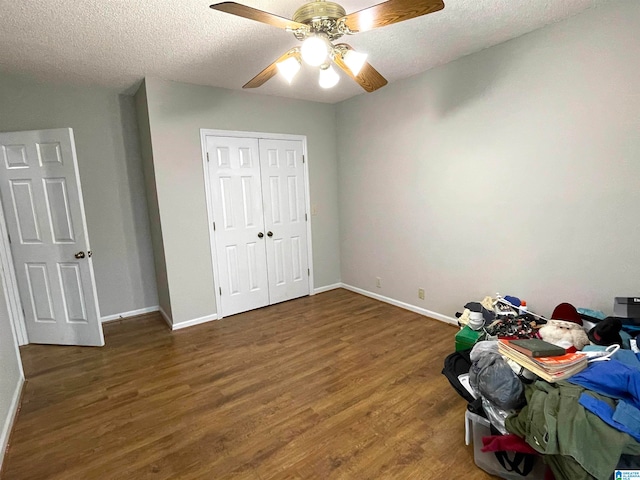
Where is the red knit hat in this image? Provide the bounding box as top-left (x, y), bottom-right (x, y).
top-left (551, 303), bottom-right (583, 326)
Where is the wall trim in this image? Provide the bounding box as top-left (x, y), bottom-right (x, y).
top-left (0, 376), bottom-right (24, 472)
top-left (340, 284), bottom-right (457, 326)
top-left (158, 307), bottom-right (173, 329)
top-left (157, 307), bottom-right (216, 331)
top-left (171, 314), bottom-right (218, 331)
top-left (313, 283), bottom-right (342, 294)
top-left (106, 286), bottom-right (453, 331)
top-left (101, 306), bottom-right (160, 323)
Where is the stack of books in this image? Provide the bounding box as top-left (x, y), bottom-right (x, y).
top-left (498, 339), bottom-right (588, 383)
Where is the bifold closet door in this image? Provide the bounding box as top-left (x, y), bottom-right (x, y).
top-left (258, 139), bottom-right (309, 304)
top-left (207, 136), bottom-right (270, 317)
top-left (207, 135), bottom-right (310, 318)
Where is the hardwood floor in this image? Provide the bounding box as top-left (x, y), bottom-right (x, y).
top-left (2, 289), bottom-right (494, 479)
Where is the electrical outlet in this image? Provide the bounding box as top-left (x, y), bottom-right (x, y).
top-left (418, 288), bottom-right (425, 300)
top-left (376, 277), bottom-right (382, 288)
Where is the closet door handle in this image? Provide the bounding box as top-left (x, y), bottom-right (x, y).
top-left (267, 231), bottom-right (273, 237)
top-left (258, 232), bottom-right (264, 238)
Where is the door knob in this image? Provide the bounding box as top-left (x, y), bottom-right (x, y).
top-left (257, 232), bottom-right (264, 238)
top-left (74, 251), bottom-right (85, 259)
top-left (267, 231), bottom-right (273, 237)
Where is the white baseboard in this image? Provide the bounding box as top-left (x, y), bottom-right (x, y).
top-left (0, 375), bottom-right (24, 472)
top-left (158, 307), bottom-right (173, 329)
top-left (171, 314), bottom-right (218, 331)
top-left (158, 307), bottom-right (217, 331)
top-left (101, 305), bottom-right (160, 323)
top-left (340, 283), bottom-right (457, 326)
top-left (313, 283), bottom-right (342, 294)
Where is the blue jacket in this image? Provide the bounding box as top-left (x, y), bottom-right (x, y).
top-left (569, 360), bottom-right (640, 441)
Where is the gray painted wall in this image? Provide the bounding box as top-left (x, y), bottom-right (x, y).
top-left (0, 275), bottom-right (23, 468)
top-left (336, 1), bottom-right (640, 318)
top-left (134, 81), bottom-right (171, 319)
top-left (142, 78), bottom-right (341, 324)
top-left (0, 72), bottom-right (158, 318)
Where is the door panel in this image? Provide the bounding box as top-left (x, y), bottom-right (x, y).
top-left (10, 180), bottom-right (42, 243)
top-left (259, 139), bottom-right (310, 304)
top-left (0, 128), bottom-right (104, 346)
top-left (25, 263), bottom-right (55, 321)
top-left (44, 178), bottom-right (75, 242)
top-left (207, 136), bottom-right (269, 317)
top-left (58, 263), bottom-right (88, 323)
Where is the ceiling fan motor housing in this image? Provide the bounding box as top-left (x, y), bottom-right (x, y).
top-left (292, 1), bottom-right (350, 39)
top-left (293, 1), bottom-right (346, 24)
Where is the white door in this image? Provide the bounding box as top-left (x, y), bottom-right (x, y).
top-left (0, 128), bottom-right (104, 346)
top-left (206, 135), bottom-right (310, 318)
top-left (207, 136), bottom-right (270, 317)
top-left (259, 139), bottom-right (310, 304)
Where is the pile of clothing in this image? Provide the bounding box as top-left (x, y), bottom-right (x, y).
top-left (447, 298), bottom-right (640, 480)
top-left (505, 362), bottom-right (640, 480)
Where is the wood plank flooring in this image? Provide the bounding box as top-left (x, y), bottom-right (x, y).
top-left (1, 289), bottom-right (494, 479)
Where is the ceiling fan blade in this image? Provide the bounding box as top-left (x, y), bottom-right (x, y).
top-left (243, 49), bottom-right (301, 89)
top-left (341, 0), bottom-right (444, 33)
top-left (334, 44), bottom-right (388, 93)
top-left (210, 2), bottom-right (307, 31)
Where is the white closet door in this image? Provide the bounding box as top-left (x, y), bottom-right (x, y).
top-left (259, 139), bottom-right (310, 304)
top-left (207, 136), bottom-right (269, 317)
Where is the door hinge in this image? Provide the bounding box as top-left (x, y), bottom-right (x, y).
top-left (308, 268), bottom-right (310, 276)
top-left (213, 221), bottom-right (216, 231)
top-left (302, 155), bottom-right (305, 164)
top-left (7, 233), bottom-right (10, 243)
top-left (305, 213), bottom-right (308, 221)
top-left (219, 287), bottom-right (222, 295)
top-left (206, 152), bottom-right (210, 162)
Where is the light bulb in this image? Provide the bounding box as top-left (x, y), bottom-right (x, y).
top-left (276, 56), bottom-right (301, 84)
top-left (319, 65), bottom-right (340, 89)
top-left (301, 36), bottom-right (329, 67)
top-left (343, 50), bottom-right (368, 76)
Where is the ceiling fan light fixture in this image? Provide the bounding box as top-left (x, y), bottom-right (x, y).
top-left (318, 64), bottom-right (340, 89)
top-left (211, 0), bottom-right (436, 93)
top-left (301, 35), bottom-right (329, 67)
top-left (276, 56), bottom-right (301, 84)
top-left (343, 49), bottom-right (368, 76)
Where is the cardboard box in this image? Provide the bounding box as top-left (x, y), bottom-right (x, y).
top-left (614, 297), bottom-right (640, 318)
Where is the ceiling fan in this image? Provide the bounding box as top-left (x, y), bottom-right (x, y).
top-left (210, 0), bottom-right (445, 92)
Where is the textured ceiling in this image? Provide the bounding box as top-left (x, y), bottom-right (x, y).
top-left (0, 0), bottom-right (609, 103)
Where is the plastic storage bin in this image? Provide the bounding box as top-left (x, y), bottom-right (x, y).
top-left (465, 410), bottom-right (546, 480)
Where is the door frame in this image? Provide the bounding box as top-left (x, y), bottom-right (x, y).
top-left (0, 201), bottom-right (28, 345)
top-left (200, 129), bottom-right (314, 320)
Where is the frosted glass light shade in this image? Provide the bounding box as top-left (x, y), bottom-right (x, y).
top-left (343, 50), bottom-right (367, 76)
top-left (319, 65), bottom-right (339, 89)
top-left (301, 36), bottom-right (328, 66)
top-left (276, 56), bottom-right (301, 84)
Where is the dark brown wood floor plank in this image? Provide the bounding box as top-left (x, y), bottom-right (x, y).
top-left (1, 289), bottom-right (493, 479)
